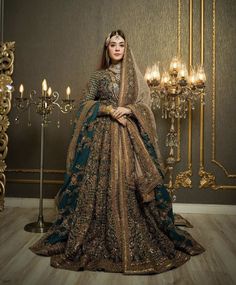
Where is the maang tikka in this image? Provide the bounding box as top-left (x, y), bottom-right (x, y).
top-left (105, 31), bottom-right (120, 47)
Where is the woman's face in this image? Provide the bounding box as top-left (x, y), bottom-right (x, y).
top-left (108, 35), bottom-right (125, 64)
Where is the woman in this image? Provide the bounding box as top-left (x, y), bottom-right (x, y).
top-left (30, 30), bottom-right (205, 274)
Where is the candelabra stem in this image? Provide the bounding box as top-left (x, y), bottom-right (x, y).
top-left (166, 116), bottom-right (177, 201)
top-left (24, 118), bottom-right (53, 233)
top-left (39, 120), bottom-right (44, 218)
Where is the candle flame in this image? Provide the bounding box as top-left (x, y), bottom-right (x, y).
top-left (42, 79), bottom-right (48, 91)
top-left (47, 87), bottom-right (52, 96)
top-left (197, 66), bottom-right (206, 82)
top-left (170, 56), bottom-right (181, 72)
top-left (66, 86), bottom-right (71, 96)
top-left (19, 84), bottom-right (24, 93)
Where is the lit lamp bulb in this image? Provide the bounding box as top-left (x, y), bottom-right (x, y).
top-left (42, 79), bottom-right (48, 96)
top-left (19, 84), bottom-right (24, 98)
top-left (151, 63), bottom-right (161, 83)
top-left (179, 63), bottom-right (188, 78)
top-left (196, 65), bottom-right (206, 85)
top-left (144, 67), bottom-right (152, 85)
top-left (170, 56), bottom-right (181, 74)
top-left (161, 71), bottom-right (170, 86)
top-left (66, 86), bottom-right (71, 100)
top-left (188, 67), bottom-right (197, 85)
top-left (178, 63), bottom-right (188, 86)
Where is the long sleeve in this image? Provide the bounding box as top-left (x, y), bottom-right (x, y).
top-left (83, 71), bottom-right (100, 102)
top-left (82, 71), bottom-right (112, 116)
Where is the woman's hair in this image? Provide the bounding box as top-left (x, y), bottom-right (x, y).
top-left (99, 29), bottom-right (126, 70)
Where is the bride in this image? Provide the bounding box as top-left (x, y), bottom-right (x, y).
top-left (30, 29), bottom-right (205, 274)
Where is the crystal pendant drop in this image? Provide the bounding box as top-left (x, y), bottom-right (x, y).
top-left (14, 116), bottom-right (19, 124)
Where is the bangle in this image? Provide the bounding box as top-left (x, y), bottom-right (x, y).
top-left (106, 105), bottom-right (113, 114)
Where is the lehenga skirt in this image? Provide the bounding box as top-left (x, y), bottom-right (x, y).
top-left (29, 114), bottom-right (205, 274)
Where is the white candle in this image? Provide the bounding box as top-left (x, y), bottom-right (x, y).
top-left (42, 79), bottom-right (48, 96)
top-left (19, 84), bottom-right (24, 98)
top-left (47, 87), bottom-right (52, 97)
top-left (66, 86), bottom-right (71, 100)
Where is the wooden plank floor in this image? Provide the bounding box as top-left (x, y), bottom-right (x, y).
top-left (0, 207), bottom-right (236, 285)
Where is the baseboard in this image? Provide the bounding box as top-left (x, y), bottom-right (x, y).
top-left (5, 197), bottom-right (56, 208)
top-left (3, 197), bottom-right (236, 215)
top-left (173, 203), bottom-right (236, 215)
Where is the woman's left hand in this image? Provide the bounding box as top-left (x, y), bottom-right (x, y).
top-left (112, 107), bottom-right (131, 119)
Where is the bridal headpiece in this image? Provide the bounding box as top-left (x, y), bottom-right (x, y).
top-left (105, 31), bottom-right (121, 47)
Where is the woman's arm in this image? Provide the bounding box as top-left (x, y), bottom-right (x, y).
top-left (82, 71), bottom-right (126, 125)
top-left (82, 71), bottom-right (100, 102)
top-left (112, 106), bottom-right (132, 119)
top-left (82, 71), bottom-right (112, 116)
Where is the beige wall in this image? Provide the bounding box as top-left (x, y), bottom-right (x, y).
top-left (4, 0), bottom-right (236, 204)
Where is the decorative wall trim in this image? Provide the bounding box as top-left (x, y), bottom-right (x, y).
top-left (6, 168), bottom-right (65, 174)
top-left (199, 0), bottom-right (236, 189)
top-left (6, 168), bottom-right (64, 185)
top-left (4, 197), bottom-right (236, 215)
top-left (174, 0), bottom-right (194, 189)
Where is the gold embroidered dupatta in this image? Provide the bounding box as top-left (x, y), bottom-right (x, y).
top-left (66, 100), bottom-right (97, 175)
top-left (112, 43), bottom-right (166, 203)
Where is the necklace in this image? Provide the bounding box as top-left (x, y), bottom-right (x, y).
top-left (109, 63), bottom-right (121, 81)
top-left (108, 62), bottom-right (121, 75)
top-left (108, 63), bottom-right (121, 100)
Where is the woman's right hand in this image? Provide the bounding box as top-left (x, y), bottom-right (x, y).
top-left (110, 108), bottom-right (127, 126)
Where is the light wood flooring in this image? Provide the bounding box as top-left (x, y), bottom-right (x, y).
top-left (0, 207), bottom-right (236, 285)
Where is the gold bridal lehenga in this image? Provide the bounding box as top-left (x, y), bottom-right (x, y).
top-left (29, 43), bottom-right (205, 274)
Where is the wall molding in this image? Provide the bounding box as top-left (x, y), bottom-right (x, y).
top-left (3, 197), bottom-right (236, 215)
top-left (5, 197), bottom-right (56, 209)
top-left (173, 203), bottom-right (236, 215)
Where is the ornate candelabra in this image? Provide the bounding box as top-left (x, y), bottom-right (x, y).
top-left (14, 79), bottom-right (75, 232)
top-left (145, 56), bottom-right (206, 200)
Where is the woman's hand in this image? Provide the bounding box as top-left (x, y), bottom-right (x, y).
top-left (110, 107), bottom-right (128, 126)
top-left (112, 107), bottom-right (131, 119)
top-left (116, 116), bottom-right (127, 126)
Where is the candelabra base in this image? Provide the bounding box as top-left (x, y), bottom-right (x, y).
top-left (24, 216), bottom-right (53, 233)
